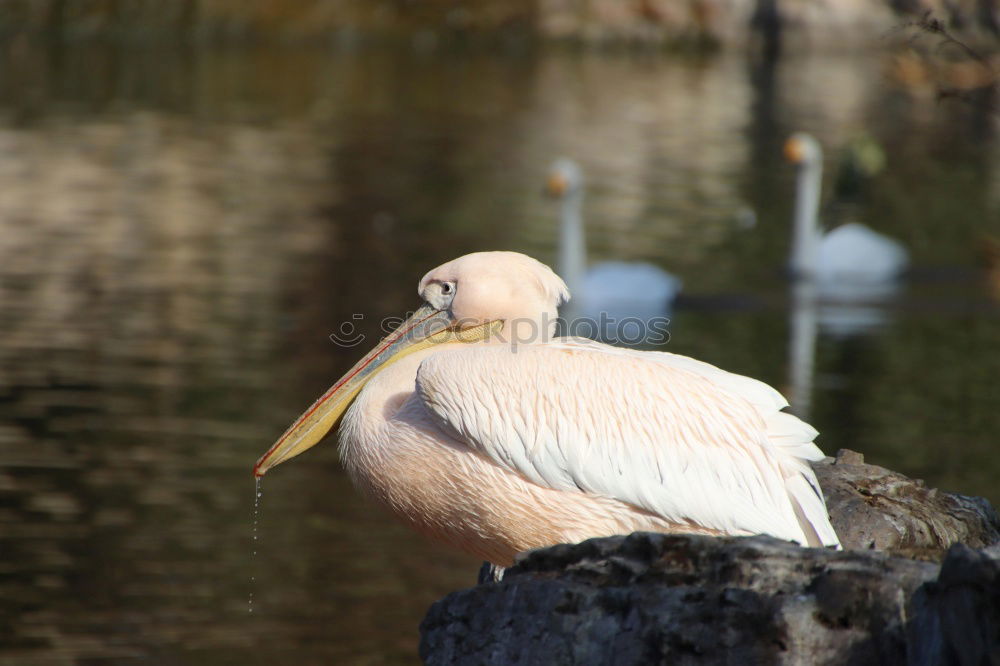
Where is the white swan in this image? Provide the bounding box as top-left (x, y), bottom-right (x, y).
top-left (785, 133), bottom-right (908, 336)
top-left (546, 158), bottom-right (682, 345)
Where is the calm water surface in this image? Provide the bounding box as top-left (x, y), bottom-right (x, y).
top-left (0, 41), bottom-right (997, 664)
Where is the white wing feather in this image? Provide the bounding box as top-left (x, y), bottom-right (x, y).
top-left (414, 338), bottom-right (840, 548)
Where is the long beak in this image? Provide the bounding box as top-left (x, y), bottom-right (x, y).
top-left (253, 303), bottom-right (501, 477)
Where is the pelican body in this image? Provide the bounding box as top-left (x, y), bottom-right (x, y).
top-left (255, 252), bottom-right (840, 566)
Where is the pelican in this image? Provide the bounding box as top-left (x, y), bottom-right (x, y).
top-left (785, 133), bottom-right (908, 336)
top-left (254, 252), bottom-right (840, 567)
top-left (546, 158), bottom-right (682, 343)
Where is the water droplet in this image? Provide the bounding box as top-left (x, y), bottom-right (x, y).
top-left (249, 477), bottom-right (263, 614)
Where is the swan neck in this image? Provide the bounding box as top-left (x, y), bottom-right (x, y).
top-left (791, 156), bottom-right (822, 277)
top-left (558, 191), bottom-right (586, 300)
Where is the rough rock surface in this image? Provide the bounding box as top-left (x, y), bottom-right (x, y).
top-left (421, 451), bottom-right (1000, 665)
top-left (422, 536), bottom-right (1000, 665)
top-left (817, 449), bottom-right (1000, 559)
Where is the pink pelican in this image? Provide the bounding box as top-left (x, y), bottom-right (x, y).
top-left (254, 252), bottom-right (840, 567)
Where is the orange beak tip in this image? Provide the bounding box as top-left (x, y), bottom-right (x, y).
top-left (546, 175), bottom-right (566, 197)
top-left (784, 137), bottom-right (802, 164)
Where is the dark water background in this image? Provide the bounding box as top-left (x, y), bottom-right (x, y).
top-left (0, 40), bottom-right (997, 664)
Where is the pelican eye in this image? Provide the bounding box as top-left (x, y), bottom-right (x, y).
top-left (422, 280), bottom-right (456, 310)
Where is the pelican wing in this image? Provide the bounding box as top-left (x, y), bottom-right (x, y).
top-left (414, 338), bottom-right (839, 547)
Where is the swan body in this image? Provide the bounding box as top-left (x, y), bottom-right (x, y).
top-left (547, 158), bottom-right (682, 342)
top-left (816, 222), bottom-right (909, 291)
top-left (785, 133), bottom-right (908, 336)
top-left (786, 133), bottom-right (909, 288)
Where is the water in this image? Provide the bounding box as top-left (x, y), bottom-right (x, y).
top-left (0, 39), bottom-right (997, 664)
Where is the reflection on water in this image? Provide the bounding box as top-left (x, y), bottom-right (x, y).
top-left (0, 41), bottom-right (997, 663)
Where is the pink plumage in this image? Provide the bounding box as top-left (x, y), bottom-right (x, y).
top-left (256, 251), bottom-right (841, 566)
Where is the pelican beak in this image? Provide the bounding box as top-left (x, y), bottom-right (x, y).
top-left (253, 303), bottom-right (502, 477)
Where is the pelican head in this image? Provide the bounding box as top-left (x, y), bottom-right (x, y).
top-left (419, 251), bottom-right (569, 342)
top-left (253, 251), bottom-right (569, 477)
top-left (546, 158), bottom-right (584, 198)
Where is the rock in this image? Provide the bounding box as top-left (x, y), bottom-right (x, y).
top-left (907, 543), bottom-right (1000, 665)
top-left (817, 449), bottom-right (1000, 559)
top-left (421, 452), bottom-right (1000, 665)
top-left (421, 535), bottom-right (1000, 665)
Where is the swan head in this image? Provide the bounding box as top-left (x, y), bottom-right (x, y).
top-left (546, 158), bottom-right (584, 198)
top-left (784, 133), bottom-right (823, 168)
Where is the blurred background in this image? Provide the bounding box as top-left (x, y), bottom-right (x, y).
top-left (0, 1), bottom-right (998, 664)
